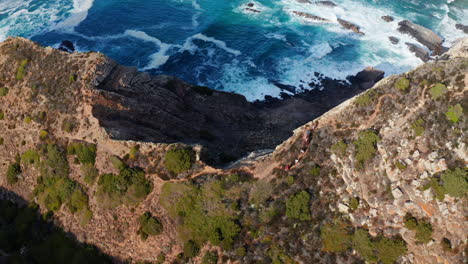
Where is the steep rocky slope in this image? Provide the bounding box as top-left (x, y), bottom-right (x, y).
top-left (0, 37), bottom-right (466, 264)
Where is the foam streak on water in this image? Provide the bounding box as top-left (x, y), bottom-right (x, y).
top-left (1, 0), bottom-right (466, 101)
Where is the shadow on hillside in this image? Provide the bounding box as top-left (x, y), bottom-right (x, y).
top-left (0, 187), bottom-right (115, 264)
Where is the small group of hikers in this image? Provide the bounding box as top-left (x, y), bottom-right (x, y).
top-left (284, 120), bottom-right (319, 171)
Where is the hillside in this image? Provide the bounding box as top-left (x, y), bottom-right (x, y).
top-left (0, 37), bottom-right (466, 264)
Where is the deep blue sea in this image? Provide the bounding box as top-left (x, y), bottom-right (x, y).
top-left (0, 0), bottom-right (466, 100)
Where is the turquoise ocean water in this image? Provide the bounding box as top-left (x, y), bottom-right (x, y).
top-left (0, 0), bottom-right (466, 100)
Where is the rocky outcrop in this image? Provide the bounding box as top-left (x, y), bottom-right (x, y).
top-left (389, 36), bottom-right (399, 44)
top-left (245, 3), bottom-right (261, 13)
top-left (316, 1), bottom-right (337, 7)
top-left (381, 15), bottom-right (394, 22)
top-left (292, 11), bottom-right (330, 22)
top-left (405, 42), bottom-right (430, 62)
top-left (398, 20), bottom-right (444, 55)
top-left (58, 40), bottom-right (75, 53)
top-left (337, 18), bottom-right (365, 35)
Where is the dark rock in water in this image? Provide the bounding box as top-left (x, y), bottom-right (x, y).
top-left (295, 0), bottom-right (312, 3)
top-left (245, 7), bottom-right (261, 13)
top-left (455, 23), bottom-right (468, 34)
top-left (405, 42), bottom-right (430, 62)
top-left (389, 36), bottom-right (400, 44)
top-left (398, 20), bottom-right (444, 55)
top-left (271, 81), bottom-right (296, 94)
top-left (293, 11), bottom-right (330, 22)
top-left (316, 1), bottom-right (337, 7)
top-left (381, 15), bottom-right (394, 22)
top-left (347, 66), bottom-right (385, 89)
top-left (337, 19), bottom-right (365, 35)
top-left (58, 40), bottom-right (75, 53)
top-left (247, 3), bottom-right (254, 7)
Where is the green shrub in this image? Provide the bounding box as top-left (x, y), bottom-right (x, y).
top-left (81, 164), bottom-right (99, 185)
top-left (286, 190), bottom-right (311, 220)
top-left (404, 214), bottom-right (433, 243)
top-left (429, 83), bottom-right (447, 100)
top-left (249, 180), bottom-right (273, 206)
top-left (202, 251), bottom-right (218, 264)
top-left (349, 197), bottom-right (359, 211)
top-left (410, 118), bottom-right (425, 137)
top-left (24, 116), bottom-right (32, 124)
top-left (441, 168), bottom-right (467, 198)
top-left (310, 166), bottom-right (321, 177)
top-left (352, 229), bottom-right (377, 262)
top-left (109, 155), bottom-right (126, 171)
top-left (425, 177), bottom-right (446, 201)
top-left (67, 142), bottom-right (97, 165)
top-left (6, 162), bottom-right (21, 184)
top-left (155, 254), bottom-right (166, 264)
top-left (129, 145), bottom-right (139, 160)
top-left (0, 137), bottom-right (3, 145)
top-left (97, 167), bottom-right (153, 208)
top-left (138, 212), bottom-right (163, 240)
top-left (16, 59), bottom-right (28, 80)
top-left (192, 86), bottom-right (214, 96)
top-left (0, 110), bottom-right (4, 120)
top-left (0, 87), bottom-right (9, 96)
top-left (353, 130), bottom-right (380, 168)
top-left (39, 130), bottom-right (48, 140)
top-left (286, 175), bottom-right (295, 185)
top-left (320, 221), bottom-right (351, 252)
top-left (395, 77), bottom-right (410, 91)
top-left (441, 238), bottom-right (452, 252)
top-left (394, 160), bottom-right (407, 170)
top-left (69, 74), bottom-right (77, 83)
top-left (21, 149), bottom-right (40, 166)
top-left (183, 240), bottom-right (200, 258)
top-left (68, 187), bottom-right (89, 213)
top-left (355, 90), bottom-right (375, 106)
top-left (160, 180), bottom-right (241, 250)
top-left (445, 104), bottom-right (463, 123)
top-left (375, 236), bottom-right (407, 264)
top-left (331, 140), bottom-right (347, 156)
top-left (164, 148), bottom-right (194, 174)
top-left (62, 120), bottom-right (74, 133)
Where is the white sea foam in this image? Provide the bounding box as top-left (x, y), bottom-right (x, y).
top-left (53, 0), bottom-right (95, 31)
top-left (124, 30), bottom-right (173, 70)
top-left (182, 33), bottom-right (242, 56)
top-left (265, 33), bottom-right (288, 42)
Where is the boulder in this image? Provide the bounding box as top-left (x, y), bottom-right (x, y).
top-left (316, 1), bottom-right (337, 7)
top-left (245, 3), bottom-right (261, 13)
top-left (381, 15), bottom-right (394, 22)
top-left (337, 19), bottom-right (365, 35)
top-left (389, 36), bottom-right (399, 44)
top-left (58, 40), bottom-right (75, 53)
top-left (292, 11), bottom-right (330, 22)
top-left (271, 81), bottom-right (296, 94)
top-left (295, 0), bottom-right (311, 3)
top-left (455, 23), bottom-right (468, 34)
top-left (405, 43), bottom-right (430, 62)
top-left (347, 66), bottom-right (384, 89)
top-left (398, 20), bottom-right (444, 54)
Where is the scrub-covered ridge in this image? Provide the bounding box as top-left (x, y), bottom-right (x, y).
top-left (0, 37), bottom-right (466, 264)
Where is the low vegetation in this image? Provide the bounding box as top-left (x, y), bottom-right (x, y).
top-left (16, 59), bottom-right (28, 80)
top-left (331, 140), bottom-right (347, 156)
top-left (429, 83), bottom-right (447, 100)
top-left (445, 104), bottom-right (463, 123)
top-left (6, 161), bottom-right (21, 184)
top-left (96, 164), bottom-right (153, 208)
top-left (137, 212), bottom-right (163, 240)
top-left (285, 190), bottom-right (311, 220)
top-left (410, 118), bottom-right (425, 137)
top-left (404, 214), bottom-right (433, 243)
top-left (0, 87), bottom-right (9, 96)
top-left (164, 147), bottom-right (194, 174)
top-left (67, 142), bottom-right (97, 165)
top-left (395, 77), bottom-right (410, 91)
top-left (353, 130), bottom-right (380, 168)
top-left (424, 168), bottom-right (467, 200)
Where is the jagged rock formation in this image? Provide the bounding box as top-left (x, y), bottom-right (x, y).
top-left (0, 37), bottom-right (466, 264)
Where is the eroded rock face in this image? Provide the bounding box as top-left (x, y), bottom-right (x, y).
top-left (405, 42), bottom-right (430, 62)
top-left (455, 23), bottom-right (468, 34)
top-left (337, 18), bottom-right (365, 35)
top-left (398, 20), bottom-right (444, 55)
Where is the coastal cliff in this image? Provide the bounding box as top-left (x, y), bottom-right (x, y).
top-left (0, 37), bottom-right (466, 263)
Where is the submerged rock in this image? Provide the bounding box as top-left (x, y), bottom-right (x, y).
top-left (337, 19), bottom-right (365, 35)
top-left (381, 15), bottom-right (394, 22)
top-left (245, 3), bottom-right (261, 13)
top-left (293, 11), bottom-right (330, 22)
top-left (398, 20), bottom-right (444, 55)
top-left (347, 66), bottom-right (385, 89)
top-left (405, 42), bottom-right (430, 62)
